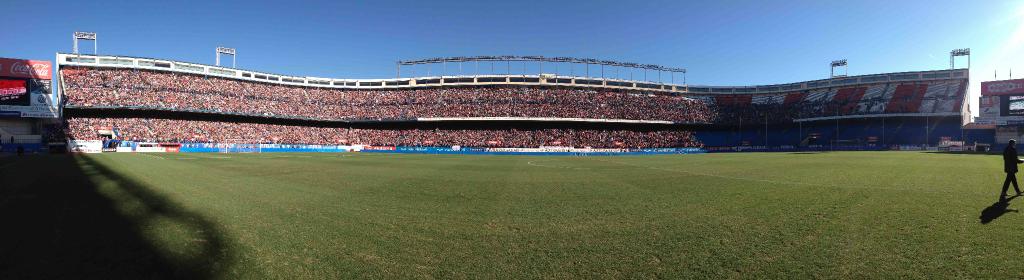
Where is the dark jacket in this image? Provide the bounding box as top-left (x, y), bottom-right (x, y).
top-left (1005, 145), bottom-right (1019, 173)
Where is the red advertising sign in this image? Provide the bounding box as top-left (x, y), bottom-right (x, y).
top-left (982, 79), bottom-right (1024, 96)
top-left (0, 79), bottom-right (27, 102)
top-left (0, 58), bottom-right (52, 80)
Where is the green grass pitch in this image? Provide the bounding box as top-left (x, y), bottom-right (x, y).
top-left (2, 151), bottom-right (1022, 278)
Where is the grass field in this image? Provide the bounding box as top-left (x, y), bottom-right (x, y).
top-left (2, 151), bottom-right (1023, 279)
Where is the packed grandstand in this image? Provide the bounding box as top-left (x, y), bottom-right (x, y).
top-left (54, 53), bottom-right (970, 153)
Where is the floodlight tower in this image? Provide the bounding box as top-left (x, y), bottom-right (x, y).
top-left (950, 48), bottom-right (970, 70)
top-left (830, 59), bottom-right (847, 78)
top-left (950, 48), bottom-right (971, 141)
top-left (216, 47), bottom-right (237, 68)
top-left (72, 31), bottom-right (97, 54)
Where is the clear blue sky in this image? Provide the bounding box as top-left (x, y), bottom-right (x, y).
top-left (2, 0), bottom-right (1023, 116)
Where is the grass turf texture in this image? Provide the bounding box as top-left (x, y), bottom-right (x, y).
top-left (1, 151), bottom-right (1022, 279)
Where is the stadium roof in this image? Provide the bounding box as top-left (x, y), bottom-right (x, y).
top-left (398, 56), bottom-right (686, 73)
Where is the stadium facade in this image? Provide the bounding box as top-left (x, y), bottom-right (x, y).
top-left (45, 53), bottom-right (973, 154)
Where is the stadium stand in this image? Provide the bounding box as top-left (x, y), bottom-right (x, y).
top-left (60, 67), bottom-right (713, 123)
top-left (699, 80), bottom-right (966, 125)
top-left (55, 54), bottom-right (970, 151)
top-left (65, 118), bottom-right (701, 148)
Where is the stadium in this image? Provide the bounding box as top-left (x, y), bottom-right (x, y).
top-left (42, 52), bottom-right (972, 154)
top-left (6, 3), bottom-right (1024, 277)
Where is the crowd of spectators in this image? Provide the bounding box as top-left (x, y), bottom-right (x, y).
top-left (65, 118), bottom-right (702, 148)
top-left (61, 67), bottom-right (713, 123)
top-left (61, 67), bottom-right (966, 127)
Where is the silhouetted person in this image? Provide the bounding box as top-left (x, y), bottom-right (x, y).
top-left (1002, 139), bottom-right (1023, 201)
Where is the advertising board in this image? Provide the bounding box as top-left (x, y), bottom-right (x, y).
top-left (0, 58), bottom-right (56, 118)
top-left (0, 58), bottom-right (51, 80)
top-left (983, 79), bottom-right (1024, 96)
top-left (68, 140), bottom-right (103, 153)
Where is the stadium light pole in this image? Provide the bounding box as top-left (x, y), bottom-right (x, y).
top-left (950, 48), bottom-right (970, 141)
top-left (73, 31), bottom-right (97, 55)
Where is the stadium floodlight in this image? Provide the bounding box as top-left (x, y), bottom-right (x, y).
top-left (216, 47), bottom-right (237, 68)
top-left (72, 31), bottom-right (97, 54)
top-left (830, 59), bottom-right (848, 78)
top-left (949, 47), bottom-right (971, 142)
top-left (950, 48), bottom-right (970, 70)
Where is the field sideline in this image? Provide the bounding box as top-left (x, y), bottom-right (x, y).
top-left (2, 151), bottom-right (1022, 278)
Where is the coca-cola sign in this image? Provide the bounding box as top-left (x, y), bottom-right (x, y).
top-left (0, 58), bottom-right (51, 79)
top-left (982, 79), bottom-right (1024, 96)
top-left (11, 62), bottom-right (49, 78)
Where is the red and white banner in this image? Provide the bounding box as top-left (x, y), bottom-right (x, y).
top-left (982, 79), bottom-right (1024, 96)
top-left (0, 58), bottom-right (51, 80)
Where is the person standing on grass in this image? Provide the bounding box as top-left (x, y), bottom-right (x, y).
top-left (1002, 139), bottom-right (1023, 201)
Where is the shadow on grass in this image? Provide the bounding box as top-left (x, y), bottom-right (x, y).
top-left (980, 195), bottom-right (1021, 224)
top-left (0, 155), bottom-right (234, 279)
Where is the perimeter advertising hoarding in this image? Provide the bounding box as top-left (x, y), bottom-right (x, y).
top-left (0, 58), bottom-right (56, 118)
top-left (68, 140), bottom-right (103, 153)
